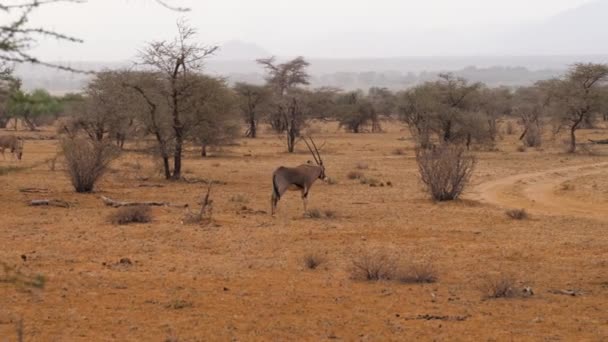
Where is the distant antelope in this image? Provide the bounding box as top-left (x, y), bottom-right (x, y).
top-left (271, 137), bottom-right (327, 216)
top-left (0, 135), bottom-right (23, 161)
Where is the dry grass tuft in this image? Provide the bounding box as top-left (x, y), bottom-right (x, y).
top-left (347, 170), bottom-right (364, 180)
top-left (505, 208), bottom-right (528, 220)
top-left (303, 253), bottom-right (325, 270)
top-left (481, 275), bottom-right (516, 299)
top-left (109, 206), bottom-right (152, 225)
top-left (325, 177), bottom-right (338, 185)
top-left (351, 250), bottom-right (397, 281)
top-left (164, 299), bottom-right (193, 310)
top-left (397, 262), bottom-right (439, 284)
top-left (351, 249), bottom-right (438, 283)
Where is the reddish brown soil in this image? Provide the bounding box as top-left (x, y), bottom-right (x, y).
top-left (1, 123), bottom-right (608, 341)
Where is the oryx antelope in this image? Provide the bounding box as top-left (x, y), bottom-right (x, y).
top-left (271, 137), bottom-right (327, 216)
top-left (0, 135), bottom-right (23, 161)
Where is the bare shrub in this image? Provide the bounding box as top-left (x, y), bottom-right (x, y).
top-left (182, 184), bottom-right (213, 225)
top-left (505, 208), bottom-right (528, 220)
top-left (361, 177), bottom-right (380, 186)
top-left (109, 206), bottom-right (152, 225)
top-left (303, 253), bottom-right (325, 270)
top-left (397, 262), bottom-right (438, 284)
top-left (415, 144), bottom-right (475, 201)
top-left (481, 275), bottom-right (516, 299)
top-left (347, 170), bottom-right (364, 180)
top-left (305, 208), bottom-right (337, 219)
top-left (323, 209), bottom-right (337, 219)
top-left (62, 138), bottom-right (119, 193)
top-left (305, 208), bottom-right (322, 219)
top-left (351, 250), bottom-right (397, 281)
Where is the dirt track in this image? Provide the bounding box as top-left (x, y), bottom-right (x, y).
top-left (472, 162), bottom-right (608, 220)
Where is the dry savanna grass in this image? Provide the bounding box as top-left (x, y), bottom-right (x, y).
top-left (505, 208), bottom-right (528, 220)
top-left (2, 121), bottom-right (608, 340)
top-left (108, 206), bottom-right (153, 225)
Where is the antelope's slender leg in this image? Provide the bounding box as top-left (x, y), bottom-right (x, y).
top-left (302, 188), bottom-right (309, 214)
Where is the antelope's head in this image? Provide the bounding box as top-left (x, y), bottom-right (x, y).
top-left (304, 136), bottom-right (327, 181)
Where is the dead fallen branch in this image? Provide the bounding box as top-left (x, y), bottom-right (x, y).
top-left (549, 289), bottom-right (583, 296)
top-left (19, 188), bottom-right (50, 193)
top-left (588, 139), bottom-right (608, 144)
top-left (100, 196), bottom-right (188, 208)
top-left (28, 199), bottom-right (71, 208)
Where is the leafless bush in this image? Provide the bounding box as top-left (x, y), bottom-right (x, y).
top-left (360, 177), bottom-right (380, 186)
top-left (397, 262), bottom-right (438, 284)
top-left (481, 275), bottom-right (516, 299)
top-left (305, 208), bottom-right (337, 219)
top-left (182, 184), bottom-right (214, 225)
top-left (323, 209), bottom-right (337, 219)
top-left (62, 138), bottom-right (119, 193)
top-left (351, 250), bottom-right (397, 281)
top-left (505, 208), bottom-right (528, 220)
top-left (347, 170), bottom-right (364, 180)
top-left (303, 252), bottom-right (325, 270)
top-left (305, 208), bottom-right (322, 219)
top-left (109, 206), bottom-right (152, 225)
top-left (415, 144), bottom-right (476, 201)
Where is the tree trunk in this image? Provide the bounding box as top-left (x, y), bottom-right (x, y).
top-left (162, 155), bottom-right (171, 180)
top-left (201, 144), bottom-right (207, 157)
top-left (569, 125), bottom-right (577, 153)
top-left (248, 115), bottom-right (256, 138)
top-left (0, 117), bottom-right (8, 128)
top-left (443, 120), bottom-right (452, 143)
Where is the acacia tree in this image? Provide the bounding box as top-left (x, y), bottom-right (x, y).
top-left (548, 63), bottom-right (608, 152)
top-left (133, 21), bottom-right (217, 179)
top-left (367, 87), bottom-right (396, 132)
top-left (474, 86), bottom-right (512, 146)
top-left (336, 90), bottom-right (375, 133)
top-left (63, 71), bottom-right (136, 146)
top-left (257, 56), bottom-right (310, 152)
top-left (7, 88), bottom-right (61, 130)
top-left (398, 85), bottom-right (437, 148)
top-left (233, 82), bottom-right (271, 138)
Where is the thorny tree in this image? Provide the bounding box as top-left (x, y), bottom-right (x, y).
top-left (234, 82), bottom-right (271, 138)
top-left (132, 20), bottom-right (217, 179)
top-left (547, 63), bottom-right (608, 153)
top-left (257, 56), bottom-right (310, 152)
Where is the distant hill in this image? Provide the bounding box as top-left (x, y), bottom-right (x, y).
top-left (214, 40), bottom-right (271, 60)
top-left (501, 0), bottom-right (608, 55)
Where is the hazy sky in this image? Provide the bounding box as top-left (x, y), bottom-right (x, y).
top-left (23, 0), bottom-right (596, 60)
